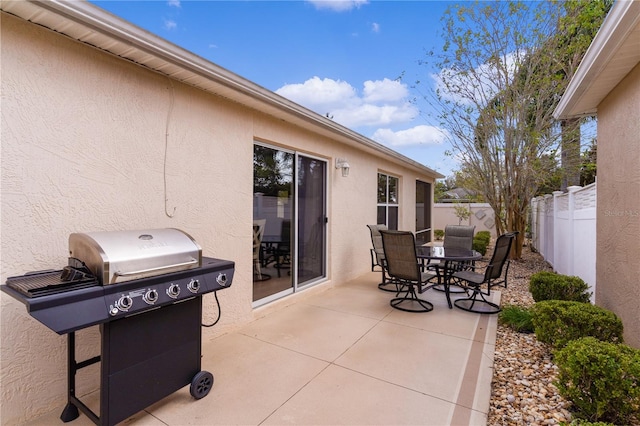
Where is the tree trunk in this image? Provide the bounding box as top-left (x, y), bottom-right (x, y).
top-left (561, 118), bottom-right (581, 191)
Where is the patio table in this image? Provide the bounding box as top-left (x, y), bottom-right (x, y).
top-left (416, 246), bottom-right (482, 309)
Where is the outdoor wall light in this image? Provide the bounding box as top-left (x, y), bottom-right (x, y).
top-left (335, 158), bottom-right (350, 177)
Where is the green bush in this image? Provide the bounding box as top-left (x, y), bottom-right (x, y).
top-left (531, 300), bottom-right (623, 349)
top-left (529, 271), bottom-right (591, 303)
top-left (555, 337), bottom-right (640, 424)
top-left (472, 234), bottom-right (490, 256)
top-left (434, 229), bottom-right (444, 240)
top-left (568, 421), bottom-right (615, 426)
top-left (475, 230), bottom-right (491, 244)
top-left (499, 305), bottom-right (534, 333)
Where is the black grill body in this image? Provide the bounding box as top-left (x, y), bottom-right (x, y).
top-left (2, 256), bottom-right (234, 426)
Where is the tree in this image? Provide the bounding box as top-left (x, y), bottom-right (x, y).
top-left (418, 1), bottom-right (610, 258)
top-left (580, 138), bottom-right (597, 186)
top-left (419, 1), bottom-right (564, 258)
top-left (554, 1), bottom-right (612, 190)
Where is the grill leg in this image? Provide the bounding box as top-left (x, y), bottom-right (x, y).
top-left (60, 333), bottom-right (80, 423)
top-left (60, 331), bottom-right (100, 425)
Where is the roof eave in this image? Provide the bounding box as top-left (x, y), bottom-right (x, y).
top-left (1, 0), bottom-right (444, 179)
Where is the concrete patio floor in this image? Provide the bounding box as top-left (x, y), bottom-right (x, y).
top-left (26, 271), bottom-right (499, 426)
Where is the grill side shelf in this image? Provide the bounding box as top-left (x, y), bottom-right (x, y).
top-left (1, 284), bottom-right (109, 335)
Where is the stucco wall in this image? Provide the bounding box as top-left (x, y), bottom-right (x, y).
top-left (432, 203), bottom-right (497, 238)
top-left (0, 13), bottom-right (436, 423)
top-left (596, 62), bottom-right (640, 349)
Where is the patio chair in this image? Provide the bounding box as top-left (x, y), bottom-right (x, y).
top-left (253, 219), bottom-right (267, 280)
top-left (367, 224), bottom-right (395, 292)
top-left (380, 230), bottom-right (437, 312)
top-left (275, 219), bottom-right (291, 277)
top-left (429, 225), bottom-right (475, 290)
top-left (451, 232), bottom-right (516, 314)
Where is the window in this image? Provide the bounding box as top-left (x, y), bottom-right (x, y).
top-left (377, 173), bottom-right (399, 230)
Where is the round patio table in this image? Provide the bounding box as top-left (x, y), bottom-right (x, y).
top-left (415, 246), bottom-right (482, 309)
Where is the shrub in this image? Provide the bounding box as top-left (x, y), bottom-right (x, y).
top-left (434, 229), bottom-right (444, 240)
top-left (472, 238), bottom-right (487, 255)
top-left (475, 230), bottom-right (491, 244)
top-left (568, 421), bottom-right (615, 426)
top-left (499, 305), bottom-right (534, 333)
top-left (529, 271), bottom-right (591, 303)
top-left (531, 300), bottom-right (623, 349)
top-left (554, 337), bottom-right (640, 424)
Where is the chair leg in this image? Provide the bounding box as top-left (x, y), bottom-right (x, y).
top-left (453, 286), bottom-right (500, 314)
top-left (390, 284), bottom-right (433, 313)
top-left (254, 259), bottom-right (262, 280)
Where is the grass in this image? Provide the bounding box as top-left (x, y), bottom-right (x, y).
top-left (498, 304), bottom-right (534, 333)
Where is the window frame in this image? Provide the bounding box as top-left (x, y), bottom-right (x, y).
top-left (377, 172), bottom-right (399, 230)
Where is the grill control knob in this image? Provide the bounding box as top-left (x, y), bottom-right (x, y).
top-left (167, 283), bottom-right (181, 299)
top-left (216, 273), bottom-right (228, 287)
top-left (116, 295), bottom-right (133, 311)
top-left (187, 279), bottom-right (200, 293)
top-left (143, 289), bottom-right (158, 304)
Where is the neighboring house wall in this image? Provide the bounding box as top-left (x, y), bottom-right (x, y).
top-left (432, 203), bottom-right (497, 238)
top-left (531, 184), bottom-right (597, 302)
top-left (0, 13), bottom-right (437, 423)
top-left (596, 62), bottom-right (640, 349)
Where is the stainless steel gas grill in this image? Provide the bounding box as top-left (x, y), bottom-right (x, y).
top-left (1, 228), bottom-right (235, 426)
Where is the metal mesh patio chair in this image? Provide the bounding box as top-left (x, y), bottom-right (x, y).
top-left (380, 230), bottom-right (437, 312)
top-left (429, 225), bottom-right (476, 291)
top-left (367, 224), bottom-right (403, 292)
top-left (451, 232), bottom-right (516, 314)
top-left (253, 219), bottom-right (267, 280)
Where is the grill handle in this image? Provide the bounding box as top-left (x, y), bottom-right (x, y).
top-left (114, 259), bottom-right (199, 279)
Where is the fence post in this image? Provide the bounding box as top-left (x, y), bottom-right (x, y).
top-left (552, 191), bottom-right (563, 270)
top-left (567, 186), bottom-right (581, 276)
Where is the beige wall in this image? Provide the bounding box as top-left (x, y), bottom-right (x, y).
top-left (0, 13), bottom-right (436, 423)
top-left (596, 62), bottom-right (640, 349)
top-left (432, 203), bottom-right (497, 238)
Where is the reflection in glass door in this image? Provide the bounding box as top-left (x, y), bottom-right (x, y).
top-left (253, 144), bottom-right (326, 304)
top-left (253, 145), bottom-right (294, 302)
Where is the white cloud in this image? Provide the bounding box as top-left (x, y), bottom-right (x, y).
top-left (275, 76), bottom-right (417, 128)
top-left (276, 77), bottom-right (359, 112)
top-left (371, 22), bottom-right (380, 33)
top-left (163, 19), bottom-right (177, 30)
top-left (167, 0), bottom-right (181, 8)
top-left (307, 0), bottom-right (369, 12)
top-left (431, 51), bottom-right (520, 106)
top-left (371, 125), bottom-right (448, 147)
top-left (334, 103), bottom-right (417, 127)
top-left (363, 78), bottom-right (407, 103)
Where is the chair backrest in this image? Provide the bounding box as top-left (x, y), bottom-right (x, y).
top-left (367, 224), bottom-right (388, 261)
top-left (253, 219), bottom-right (266, 257)
top-left (380, 230), bottom-right (420, 282)
top-left (484, 232), bottom-right (516, 281)
top-left (443, 225), bottom-right (475, 250)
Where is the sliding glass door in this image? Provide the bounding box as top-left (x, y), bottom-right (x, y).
top-left (253, 144), bottom-right (326, 304)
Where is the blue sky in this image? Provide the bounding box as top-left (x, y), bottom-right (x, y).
top-left (91, 0), bottom-right (458, 176)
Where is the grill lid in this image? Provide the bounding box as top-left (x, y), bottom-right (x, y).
top-left (69, 228), bottom-right (202, 285)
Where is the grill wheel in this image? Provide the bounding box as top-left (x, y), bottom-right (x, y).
top-left (190, 371), bottom-right (214, 399)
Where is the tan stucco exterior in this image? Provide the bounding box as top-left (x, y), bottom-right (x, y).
top-left (595, 62), bottom-right (640, 349)
top-left (554, 0), bottom-right (640, 349)
top-left (0, 9), bottom-right (440, 424)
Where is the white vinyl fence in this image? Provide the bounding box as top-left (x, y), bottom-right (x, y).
top-left (530, 183), bottom-right (597, 300)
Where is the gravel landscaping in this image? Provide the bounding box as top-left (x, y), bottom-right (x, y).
top-left (485, 246), bottom-right (574, 425)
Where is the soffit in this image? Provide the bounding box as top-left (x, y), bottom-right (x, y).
top-left (1, 0), bottom-right (444, 178)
